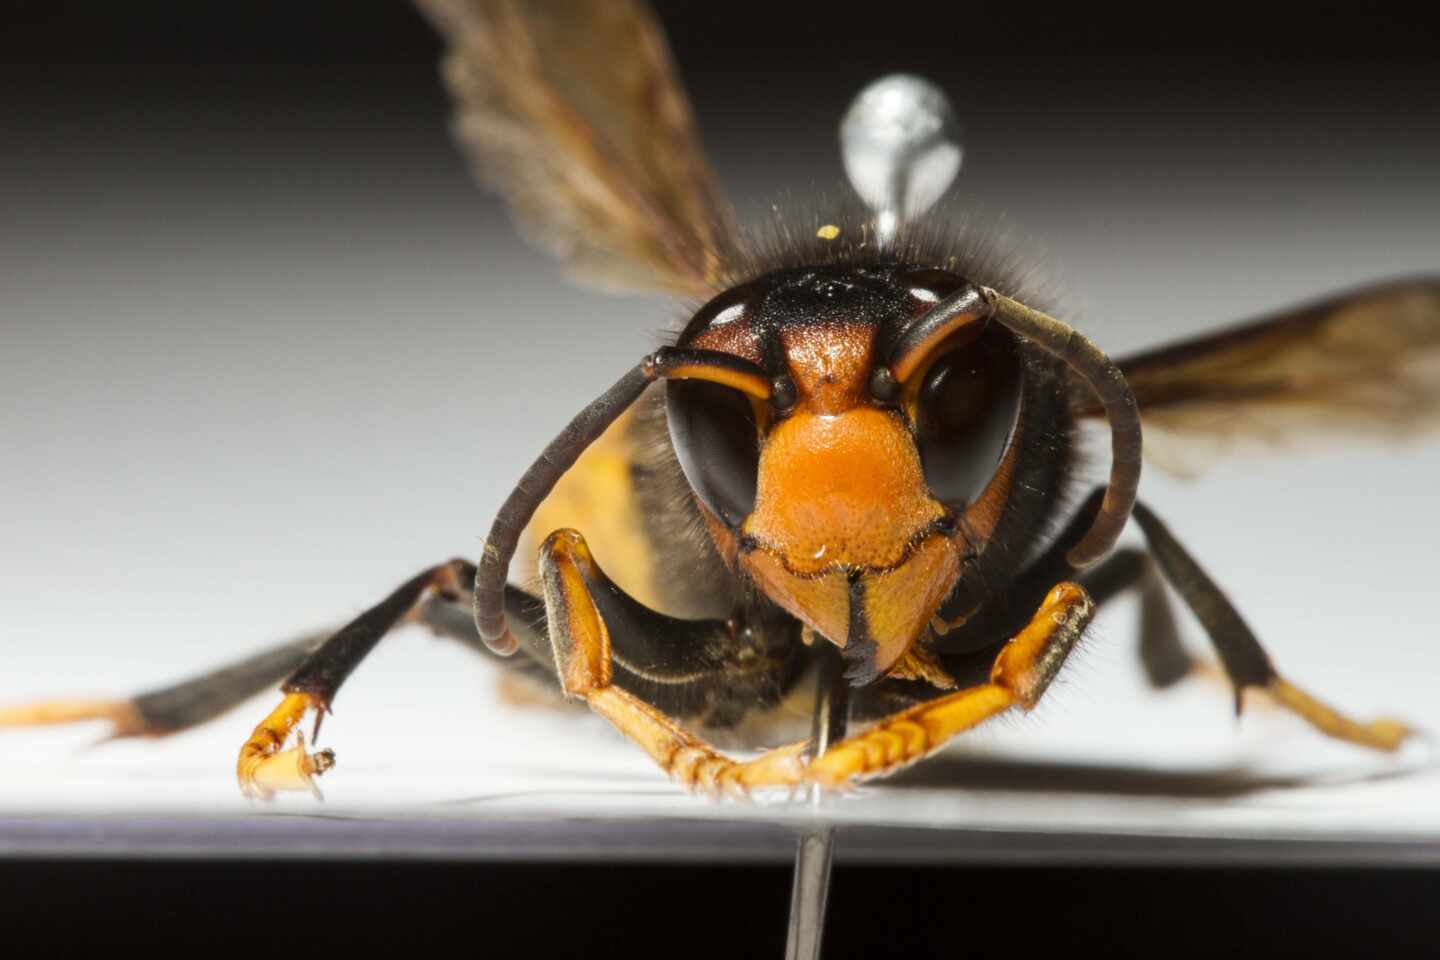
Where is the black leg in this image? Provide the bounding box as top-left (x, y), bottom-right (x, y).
top-left (1080, 547), bottom-right (1193, 689)
top-left (0, 575), bottom-right (548, 741)
top-left (0, 632), bottom-right (326, 738)
top-left (1129, 503), bottom-right (1275, 706)
top-left (133, 633), bottom-right (329, 733)
top-left (281, 559), bottom-right (476, 710)
top-left (415, 587), bottom-right (561, 696)
top-left (1130, 501), bottom-right (1414, 752)
top-left (237, 557), bottom-right (479, 798)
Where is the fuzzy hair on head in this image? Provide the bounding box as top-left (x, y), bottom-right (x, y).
top-left (710, 191), bottom-right (1059, 313)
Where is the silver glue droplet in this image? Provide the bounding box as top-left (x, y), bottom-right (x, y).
top-left (839, 74), bottom-right (963, 247)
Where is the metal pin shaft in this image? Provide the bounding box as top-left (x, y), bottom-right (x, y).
top-left (784, 649), bottom-right (849, 960)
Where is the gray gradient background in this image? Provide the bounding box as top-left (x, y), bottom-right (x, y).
top-left (1, 4), bottom-right (1438, 829)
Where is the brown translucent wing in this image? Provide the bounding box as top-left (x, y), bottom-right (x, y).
top-left (415, 0), bottom-right (739, 296)
top-left (1070, 277), bottom-right (1440, 475)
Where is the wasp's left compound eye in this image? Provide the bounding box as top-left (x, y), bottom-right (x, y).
top-left (666, 380), bottom-right (761, 528)
top-left (915, 328), bottom-right (1023, 509)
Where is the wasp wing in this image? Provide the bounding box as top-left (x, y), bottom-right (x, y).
top-left (415, 0), bottom-right (739, 296)
top-left (1071, 277), bottom-right (1440, 475)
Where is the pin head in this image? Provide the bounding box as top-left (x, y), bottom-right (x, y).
top-left (839, 74), bottom-right (963, 245)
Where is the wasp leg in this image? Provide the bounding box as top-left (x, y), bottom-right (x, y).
top-left (0, 561), bottom-right (563, 795)
top-left (540, 529), bottom-right (809, 796)
top-left (0, 632), bottom-right (328, 738)
top-left (1082, 547), bottom-right (1193, 689)
top-left (0, 574), bottom-right (553, 743)
top-left (808, 583), bottom-right (1095, 788)
top-left (1086, 546), bottom-right (1249, 701)
top-left (414, 589), bottom-right (568, 707)
top-left (235, 558), bottom-right (480, 799)
top-left (1131, 502), bottom-right (1414, 752)
top-left (933, 487), bottom-right (1192, 690)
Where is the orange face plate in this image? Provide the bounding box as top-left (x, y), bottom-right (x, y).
top-left (734, 322), bottom-right (961, 679)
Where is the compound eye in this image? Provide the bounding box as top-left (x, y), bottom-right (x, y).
top-left (665, 379), bottom-right (760, 528)
top-left (915, 328), bottom-right (1023, 509)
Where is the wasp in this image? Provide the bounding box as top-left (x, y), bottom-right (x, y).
top-left (3, 0), bottom-right (1436, 802)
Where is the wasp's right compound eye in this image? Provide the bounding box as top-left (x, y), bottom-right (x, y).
top-left (665, 379), bottom-right (761, 529)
